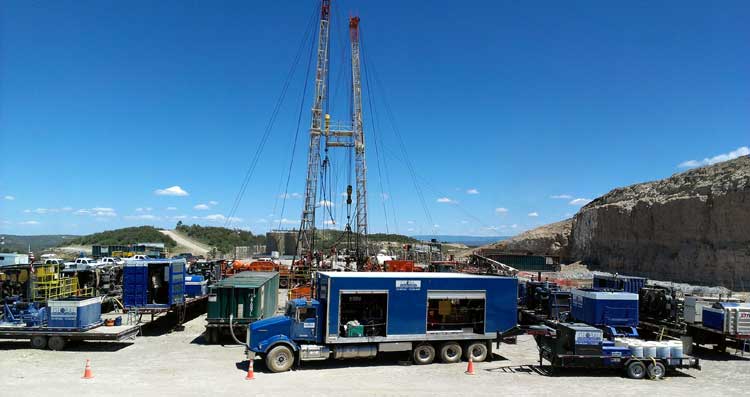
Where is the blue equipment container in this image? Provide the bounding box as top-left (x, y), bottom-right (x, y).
top-left (123, 259), bottom-right (186, 308)
top-left (571, 289), bottom-right (639, 336)
top-left (592, 275), bottom-right (646, 294)
top-left (316, 272), bottom-right (518, 339)
top-left (185, 275), bottom-right (208, 298)
top-left (47, 296), bottom-right (102, 329)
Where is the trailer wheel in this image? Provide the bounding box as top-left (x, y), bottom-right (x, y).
top-left (439, 342), bottom-right (462, 363)
top-left (48, 336), bottom-right (67, 351)
top-left (464, 342), bottom-right (488, 362)
top-left (413, 343), bottom-right (436, 365)
top-left (626, 361), bottom-right (646, 379)
top-left (266, 345), bottom-right (294, 373)
top-left (647, 361), bottom-right (666, 380)
top-left (30, 335), bottom-right (48, 349)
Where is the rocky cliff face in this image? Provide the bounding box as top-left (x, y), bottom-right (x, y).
top-left (570, 156), bottom-right (750, 289)
top-left (485, 156), bottom-right (750, 289)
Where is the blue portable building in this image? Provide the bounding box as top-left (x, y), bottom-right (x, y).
top-left (592, 274), bottom-right (647, 295)
top-left (571, 289), bottom-right (638, 336)
top-left (315, 272), bottom-right (518, 343)
top-left (123, 259), bottom-right (186, 308)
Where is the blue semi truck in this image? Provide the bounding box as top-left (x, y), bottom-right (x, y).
top-left (245, 272), bottom-right (517, 372)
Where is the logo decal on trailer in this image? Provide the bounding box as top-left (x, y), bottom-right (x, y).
top-left (396, 280), bottom-right (421, 291)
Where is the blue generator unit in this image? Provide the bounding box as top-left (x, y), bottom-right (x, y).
top-left (124, 259), bottom-right (186, 308)
top-left (47, 296), bottom-right (102, 329)
top-left (571, 289), bottom-right (639, 337)
top-left (702, 302), bottom-right (750, 336)
top-left (185, 275), bottom-right (208, 298)
top-left (592, 274), bottom-right (646, 294)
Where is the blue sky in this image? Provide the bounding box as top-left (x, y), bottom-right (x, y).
top-left (1, 1), bottom-right (748, 237)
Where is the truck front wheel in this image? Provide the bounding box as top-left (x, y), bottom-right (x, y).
top-left (266, 345), bottom-right (294, 373)
top-left (413, 343), bottom-right (436, 365)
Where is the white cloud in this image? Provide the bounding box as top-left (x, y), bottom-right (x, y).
top-left (323, 219), bottom-right (336, 225)
top-left (3, 195), bottom-right (15, 201)
top-left (528, 212), bottom-right (539, 217)
top-left (436, 197), bottom-right (456, 204)
top-left (274, 218), bottom-right (298, 225)
top-left (154, 185), bottom-right (189, 196)
top-left (407, 228), bottom-right (415, 232)
top-left (407, 220), bottom-right (415, 224)
top-left (125, 214), bottom-right (159, 220)
top-left (194, 204), bottom-right (210, 210)
top-left (166, 207), bottom-right (178, 211)
top-left (460, 220), bottom-right (469, 224)
top-left (203, 214), bottom-right (242, 223)
top-left (61, 207), bottom-right (73, 212)
top-left (511, 224), bottom-right (518, 229)
top-left (75, 207), bottom-right (117, 217)
top-left (380, 193), bottom-right (390, 201)
top-left (208, 201), bottom-right (219, 206)
top-left (279, 192), bottom-right (302, 199)
top-left (433, 224), bottom-right (440, 228)
top-left (466, 188), bottom-right (479, 195)
top-left (256, 218), bottom-right (268, 224)
top-left (678, 146), bottom-right (749, 168)
top-left (569, 198), bottom-right (592, 206)
top-left (19, 220), bottom-right (40, 225)
top-left (135, 207), bottom-right (153, 212)
top-left (172, 215), bottom-right (188, 220)
top-left (550, 194), bottom-right (572, 199)
top-left (495, 207), bottom-right (509, 214)
top-left (318, 200), bottom-right (334, 207)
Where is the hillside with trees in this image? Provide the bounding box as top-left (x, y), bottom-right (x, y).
top-left (65, 226), bottom-right (177, 248)
top-left (175, 222), bottom-right (264, 254)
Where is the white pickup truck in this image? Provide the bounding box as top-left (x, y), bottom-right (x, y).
top-left (99, 257), bottom-right (124, 266)
top-left (64, 257), bottom-right (101, 272)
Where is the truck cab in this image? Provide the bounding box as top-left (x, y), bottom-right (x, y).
top-left (247, 298), bottom-right (323, 371)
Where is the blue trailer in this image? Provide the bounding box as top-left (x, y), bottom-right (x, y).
top-left (571, 289), bottom-right (639, 337)
top-left (592, 275), bottom-right (646, 295)
top-left (246, 272), bottom-right (517, 372)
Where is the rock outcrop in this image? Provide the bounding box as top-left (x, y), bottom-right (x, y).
top-left (485, 218), bottom-right (573, 257)
top-left (570, 156), bottom-right (750, 289)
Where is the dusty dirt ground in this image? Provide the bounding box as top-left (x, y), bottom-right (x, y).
top-left (1, 312), bottom-right (749, 397)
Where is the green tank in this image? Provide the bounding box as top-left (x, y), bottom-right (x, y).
top-left (204, 271), bottom-right (279, 344)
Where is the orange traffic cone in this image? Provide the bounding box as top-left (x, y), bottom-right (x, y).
top-left (245, 359), bottom-right (255, 380)
top-left (465, 357), bottom-right (475, 375)
top-left (81, 359), bottom-right (94, 379)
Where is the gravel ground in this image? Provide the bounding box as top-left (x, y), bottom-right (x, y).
top-left (1, 313), bottom-right (749, 397)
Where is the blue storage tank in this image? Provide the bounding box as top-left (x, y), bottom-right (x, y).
top-left (124, 259), bottom-right (186, 308)
top-left (571, 289), bottom-right (639, 327)
top-left (47, 296), bottom-right (102, 329)
top-left (592, 274), bottom-right (646, 294)
top-left (185, 275), bottom-right (208, 298)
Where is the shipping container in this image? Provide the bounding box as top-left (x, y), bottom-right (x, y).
top-left (592, 274), bottom-right (646, 294)
top-left (47, 296), bottom-right (102, 329)
top-left (571, 289), bottom-right (639, 335)
top-left (475, 250), bottom-right (558, 272)
top-left (123, 259), bottom-right (186, 308)
top-left (204, 271), bottom-right (279, 343)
